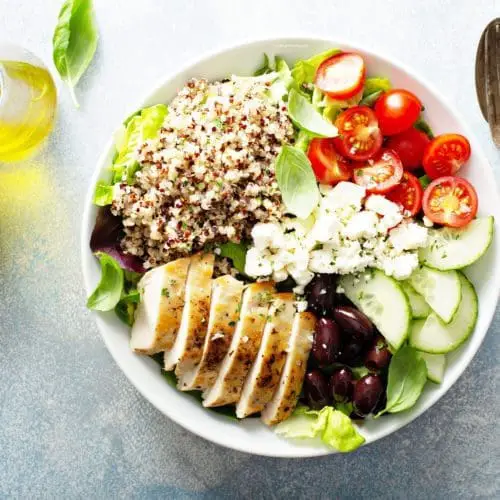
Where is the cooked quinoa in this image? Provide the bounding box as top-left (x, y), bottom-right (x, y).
top-left (111, 75), bottom-right (294, 269)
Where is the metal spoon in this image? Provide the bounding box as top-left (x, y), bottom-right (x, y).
top-left (475, 18), bottom-right (500, 147)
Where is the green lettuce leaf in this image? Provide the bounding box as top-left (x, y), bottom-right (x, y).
top-left (217, 242), bottom-right (249, 274)
top-left (414, 116), bottom-right (434, 138)
top-left (291, 48), bottom-right (340, 88)
top-left (363, 77), bottom-right (391, 97)
top-left (86, 252), bottom-right (124, 311)
top-left (93, 181), bottom-right (114, 206)
top-left (112, 104), bottom-right (168, 184)
top-left (52, 0), bottom-right (99, 107)
top-left (254, 53), bottom-right (274, 76)
top-left (275, 405), bottom-right (365, 453)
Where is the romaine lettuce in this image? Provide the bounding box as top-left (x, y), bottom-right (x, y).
top-left (275, 405), bottom-right (365, 453)
top-left (112, 104), bottom-right (168, 184)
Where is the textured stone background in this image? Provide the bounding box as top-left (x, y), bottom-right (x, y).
top-left (0, 0), bottom-right (499, 498)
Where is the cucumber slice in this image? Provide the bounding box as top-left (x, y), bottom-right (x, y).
top-left (339, 270), bottom-right (410, 351)
top-left (420, 351), bottom-right (446, 384)
top-left (408, 266), bottom-right (461, 323)
top-left (409, 273), bottom-right (478, 354)
top-left (420, 216), bottom-right (494, 271)
top-left (401, 281), bottom-right (431, 319)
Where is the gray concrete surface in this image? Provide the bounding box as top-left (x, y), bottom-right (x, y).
top-left (0, 0), bottom-right (499, 498)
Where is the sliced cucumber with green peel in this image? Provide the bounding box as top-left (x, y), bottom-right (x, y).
top-left (339, 270), bottom-right (410, 351)
top-left (409, 273), bottom-right (478, 354)
top-left (420, 216), bottom-right (494, 271)
top-left (420, 352), bottom-right (446, 384)
top-left (408, 266), bottom-right (461, 323)
top-left (401, 281), bottom-right (431, 319)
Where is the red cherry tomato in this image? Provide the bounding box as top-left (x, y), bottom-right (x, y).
top-left (374, 89), bottom-right (422, 136)
top-left (386, 172), bottom-right (423, 216)
top-left (385, 128), bottom-right (430, 170)
top-left (315, 52), bottom-right (366, 100)
top-left (422, 176), bottom-right (478, 227)
top-left (353, 149), bottom-right (404, 194)
top-left (422, 133), bottom-right (471, 179)
top-left (307, 138), bottom-right (352, 185)
top-left (333, 106), bottom-right (383, 161)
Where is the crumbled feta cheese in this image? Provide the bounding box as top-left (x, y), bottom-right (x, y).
top-left (245, 182), bottom-right (427, 288)
top-left (422, 216), bottom-right (434, 228)
top-left (389, 222), bottom-right (428, 252)
top-left (295, 300), bottom-right (308, 313)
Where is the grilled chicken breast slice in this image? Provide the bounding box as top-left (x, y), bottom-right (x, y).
top-left (164, 252), bottom-right (214, 372)
top-left (236, 293), bottom-right (296, 418)
top-left (202, 282), bottom-right (275, 408)
top-left (178, 275), bottom-right (244, 391)
top-left (261, 312), bottom-right (316, 426)
top-left (130, 258), bottom-right (190, 355)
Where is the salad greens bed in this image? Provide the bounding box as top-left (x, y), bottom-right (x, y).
top-left (86, 45), bottom-right (494, 454)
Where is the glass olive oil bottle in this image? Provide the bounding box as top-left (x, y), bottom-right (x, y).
top-left (0, 46), bottom-right (57, 162)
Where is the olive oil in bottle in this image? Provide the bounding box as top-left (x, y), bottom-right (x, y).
top-left (0, 47), bottom-right (57, 162)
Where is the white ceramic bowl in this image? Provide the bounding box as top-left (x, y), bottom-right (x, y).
top-left (82, 37), bottom-right (500, 457)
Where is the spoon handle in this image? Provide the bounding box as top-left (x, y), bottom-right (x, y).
top-left (484, 19), bottom-right (500, 146)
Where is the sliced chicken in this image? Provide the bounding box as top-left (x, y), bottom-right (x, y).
top-left (203, 282), bottom-right (276, 407)
top-left (236, 293), bottom-right (296, 418)
top-left (130, 257), bottom-right (190, 355)
top-left (261, 312), bottom-right (316, 426)
top-left (164, 252), bottom-right (214, 372)
top-left (177, 275), bottom-right (244, 391)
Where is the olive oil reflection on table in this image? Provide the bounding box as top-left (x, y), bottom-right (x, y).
top-left (0, 61), bottom-right (57, 162)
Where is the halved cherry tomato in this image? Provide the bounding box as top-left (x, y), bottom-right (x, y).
top-left (307, 138), bottom-right (352, 185)
top-left (333, 106), bottom-right (383, 161)
top-left (374, 89), bottom-right (422, 136)
top-left (422, 133), bottom-right (471, 179)
top-left (385, 128), bottom-right (430, 170)
top-left (315, 52), bottom-right (366, 100)
top-left (386, 171), bottom-right (423, 216)
top-left (353, 149), bottom-right (404, 194)
top-left (422, 176), bottom-right (478, 227)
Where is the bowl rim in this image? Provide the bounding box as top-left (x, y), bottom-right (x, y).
top-left (81, 35), bottom-right (500, 457)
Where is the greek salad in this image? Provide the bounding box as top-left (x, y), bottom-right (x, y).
top-left (87, 48), bottom-right (494, 453)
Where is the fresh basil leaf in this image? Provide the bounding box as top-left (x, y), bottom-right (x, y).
top-left (414, 116), bottom-right (434, 138)
top-left (378, 345), bottom-right (428, 416)
top-left (275, 145), bottom-right (320, 219)
top-left (288, 89), bottom-right (338, 138)
top-left (52, 0), bottom-right (99, 107)
top-left (419, 175), bottom-right (432, 189)
top-left (254, 53), bottom-right (274, 76)
top-left (114, 297), bottom-right (136, 326)
top-left (87, 252), bottom-right (124, 311)
top-left (217, 241), bottom-right (248, 274)
top-left (363, 77), bottom-right (391, 97)
top-left (93, 181), bottom-right (114, 206)
top-left (291, 48), bottom-right (340, 88)
top-left (360, 89), bottom-right (383, 107)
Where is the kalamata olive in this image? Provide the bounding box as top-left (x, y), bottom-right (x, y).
top-left (364, 335), bottom-right (392, 371)
top-left (312, 318), bottom-right (342, 365)
top-left (352, 374), bottom-right (384, 416)
top-left (333, 305), bottom-right (374, 343)
top-left (330, 367), bottom-right (353, 403)
top-left (303, 370), bottom-right (331, 410)
top-left (373, 390), bottom-right (388, 415)
top-left (338, 339), bottom-right (364, 364)
top-left (305, 274), bottom-right (337, 317)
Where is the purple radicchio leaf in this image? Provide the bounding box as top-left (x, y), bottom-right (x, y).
top-left (90, 207), bottom-right (146, 273)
